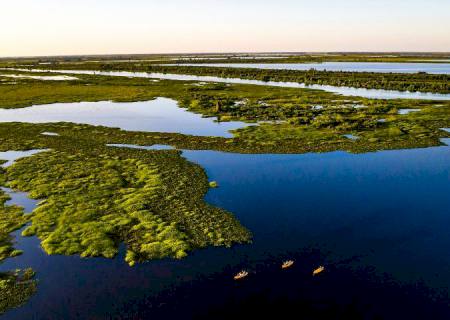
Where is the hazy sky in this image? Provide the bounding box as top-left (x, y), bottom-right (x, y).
top-left (1, 0), bottom-right (449, 57)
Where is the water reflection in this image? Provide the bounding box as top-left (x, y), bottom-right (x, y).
top-left (1, 187), bottom-right (38, 214)
top-left (343, 134), bottom-right (358, 140)
top-left (107, 143), bottom-right (175, 151)
top-left (0, 150), bottom-right (47, 167)
top-left (0, 74), bottom-right (78, 81)
top-left (0, 98), bottom-right (250, 138)
top-left (398, 109), bottom-right (421, 115)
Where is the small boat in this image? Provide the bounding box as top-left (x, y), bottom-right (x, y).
top-left (234, 270), bottom-right (249, 280)
top-left (313, 266), bottom-right (325, 276)
top-left (281, 260), bottom-right (294, 269)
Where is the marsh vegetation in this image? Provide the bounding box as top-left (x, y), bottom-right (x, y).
top-left (0, 58), bottom-right (449, 317)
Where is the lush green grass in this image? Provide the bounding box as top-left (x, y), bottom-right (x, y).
top-left (0, 71), bottom-right (448, 156)
top-left (3, 145), bottom-right (251, 266)
top-left (0, 70), bottom-right (365, 109)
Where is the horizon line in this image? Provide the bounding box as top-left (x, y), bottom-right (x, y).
top-left (2, 51), bottom-right (450, 60)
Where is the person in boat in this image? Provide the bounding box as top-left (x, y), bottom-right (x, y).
top-left (281, 260), bottom-right (294, 269)
top-left (313, 266), bottom-right (325, 276)
top-left (234, 270), bottom-right (249, 280)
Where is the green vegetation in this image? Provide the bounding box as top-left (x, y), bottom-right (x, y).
top-left (0, 68), bottom-right (448, 152)
top-left (0, 70), bottom-right (448, 155)
top-left (3, 147), bottom-right (250, 266)
top-left (0, 70), bottom-right (355, 109)
top-left (1, 68), bottom-right (415, 112)
top-left (0, 268), bottom-right (37, 315)
top-left (209, 181), bottom-right (219, 188)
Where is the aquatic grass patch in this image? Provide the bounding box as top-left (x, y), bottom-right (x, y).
top-left (0, 268), bottom-right (37, 315)
top-left (5, 149), bottom-right (251, 265)
top-left (209, 181), bottom-right (218, 188)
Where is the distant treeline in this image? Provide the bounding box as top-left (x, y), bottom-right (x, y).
top-left (102, 64), bottom-right (449, 93)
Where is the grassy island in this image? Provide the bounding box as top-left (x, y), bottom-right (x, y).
top-left (3, 147), bottom-right (251, 266)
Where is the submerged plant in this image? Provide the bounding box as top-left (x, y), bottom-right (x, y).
top-left (209, 181), bottom-right (219, 188)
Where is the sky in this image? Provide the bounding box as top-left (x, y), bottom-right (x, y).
top-left (1, 0), bottom-right (449, 57)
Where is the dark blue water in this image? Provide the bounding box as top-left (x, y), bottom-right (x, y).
top-left (1, 142), bottom-right (450, 319)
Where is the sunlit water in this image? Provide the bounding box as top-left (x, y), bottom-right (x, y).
top-left (2, 140), bottom-right (450, 319)
top-left (172, 62), bottom-right (450, 74)
top-left (107, 143), bottom-right (175, 150)
top-left (0, 150), bottom-right (48, 167)
top-left (343, 134), bottom-right (358, 140)
top-left (398, 108), bottom-right (421, 115)
top-left (0, 74), bottom-right (78, 81)
top-left (1, 187), bottom-right (39, 214)
top-left (0, 98), bottom-right (250, 138)
top-left (5, 68), bottom-right (450, 100)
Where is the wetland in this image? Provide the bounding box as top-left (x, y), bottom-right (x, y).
top-left (0, 57), bottom-right (449, 319)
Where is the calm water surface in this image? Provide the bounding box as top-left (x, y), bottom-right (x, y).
top-left (1, 187), bottom-right (39, 214)
top-left (0, 74), bottom-right (78, 81)
top-left (1, 140), bottom-right (450, 319)
top-left (0, 98), bottom-right (249, 138)
top-left (0, 150), bottom-right (47, 167)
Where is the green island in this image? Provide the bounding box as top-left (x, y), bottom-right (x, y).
top-left (6, 148), bottom-right (251, 265)
top-left (0, 63), bottom-right (449, 314)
